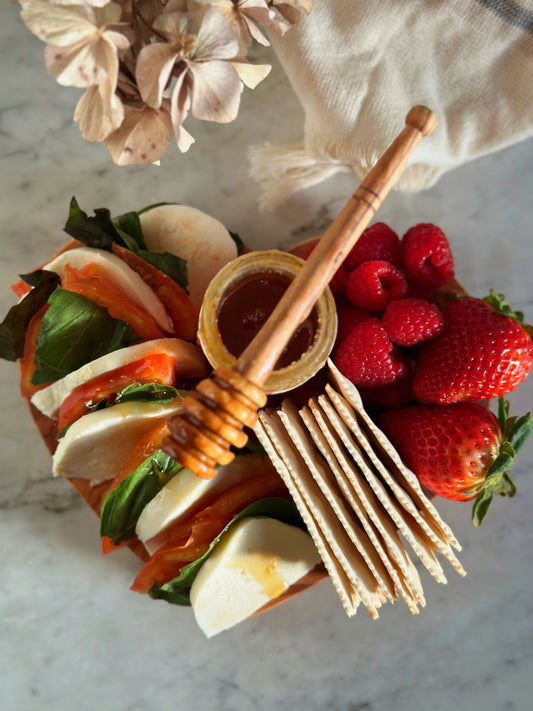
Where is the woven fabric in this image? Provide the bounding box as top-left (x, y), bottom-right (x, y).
top-left (251, 0), bottom-right (533, 209)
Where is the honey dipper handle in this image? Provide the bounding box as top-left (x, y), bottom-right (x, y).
top-left (236, 105), bottom-right (437, 386)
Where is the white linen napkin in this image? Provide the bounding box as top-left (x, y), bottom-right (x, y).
top-left (251, 0), bottom-right (533, 209)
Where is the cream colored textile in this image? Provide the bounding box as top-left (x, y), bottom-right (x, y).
top-left (251, 0), bottom-right (533, 209)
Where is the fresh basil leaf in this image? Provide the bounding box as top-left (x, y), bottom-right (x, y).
top-left (149, 498), bottom-right (307, 606)
top-left (19, 269), bottom-right (47, 288)
top-left (63, 197), bottom-right (123, 251)
top-left (100, 450), bottom-right (183, 544)
top-left (115, 382), bottom-right (186, 404)
top-left (137, 202), bottom-right (175, 215)
top-left (0, 271), bottom-right (60, 361)
top-left (229, 230), bottom-right (245, 256)
top-left (115, 212), bottom-right (147, 250)
top-left (31, 288), bottom-right (138, 384)
top-left (137, 250), bottom-right (189, 291)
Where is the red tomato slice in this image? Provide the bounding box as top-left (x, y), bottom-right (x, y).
top-left (130, 470), bottom-right (289, 593)
top-left (57, 352), bottom-right (177, 432)
top-left (12, 279), bottom-right (32, 299)
top-left (61, 262), bottom-right (167, 340)
top-left (112, 244), bottom-right (199, 342)
top-left (19, 304), bottom-right (50, 398)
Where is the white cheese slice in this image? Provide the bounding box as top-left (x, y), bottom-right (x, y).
top-left (139, 205), bottom-right (237, 309)
top-left (136, 453), bottom-right (272, 554)
top-left (52, 399), bottom-right (183, 483)
top-left (190, 517), bottom-right (321, 638)
top-left (43, 247), bottom-right (173, 333)
top-left (31, 338), bottom-right (205, 418)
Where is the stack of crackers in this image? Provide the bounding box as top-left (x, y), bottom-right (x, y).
top-left (254, 360), bottom-right (466, 619)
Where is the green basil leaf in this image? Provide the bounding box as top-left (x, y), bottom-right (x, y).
top-left (0, 271), bottom-right (60, 361)
top-left (229, 230), bottom-right (245, 256)
top-left (115, 382), bottom-right (186, 404)
top-left (63, 197), bottom-right (123, 251)
top-left (100, 450), bottom-right (183, 545)
top-left (115, 211), bottom-right (147, 250)
top-left (149, 497), bottom-right (307, 606)
top-left (31, 288), bottom-right (138, 384)
top-left (136, 250), bottom-right (189, 291)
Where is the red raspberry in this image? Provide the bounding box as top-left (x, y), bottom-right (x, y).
top-left (304, 243), bottom-right (348, 294)
top-left (345, 223), bottom-right (401, 271)
top-left (345, 260), bottom-right (407, 311)
top-left (402, 223), bottom-right (455, 288)
top-left (334, 318), bottom-right (408, 387)
top-left (335, 305), bottom-right (373, 346)
top-left (382, 298), bottom-right (444, 346)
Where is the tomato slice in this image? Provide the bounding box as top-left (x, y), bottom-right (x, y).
top-left (130, 469), bottom-right (289, 593)
top-left (12, 279), bottom-right (32, 299)
top-left (19, 304), bottom-right (50, 398)
top-left (61, 262), bottom-right (167, 340)
top-left (57, 352), bottom-right (177, 432)
top-left (112, 244), bottom-right (199, 342)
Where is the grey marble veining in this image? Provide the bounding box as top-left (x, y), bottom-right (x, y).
top-left (1, 3), bottom-right (533, 711)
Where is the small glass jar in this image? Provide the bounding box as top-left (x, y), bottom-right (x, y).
top-left (198, 250), bottom-right (337, 394)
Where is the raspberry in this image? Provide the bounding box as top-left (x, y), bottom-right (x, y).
top-left (402, 223), bottom-right (455, 288)
top-left (335, 305), bottom-right (373, 346)
top-left (334, 318), bottom-right (408, 387)
top-left (304, 243), bottom-right (348, 294)
top-left (345, 223), bottom-right (401, 271)
top-left (345, 260), bottom-right (407, 311)
top-left (382, 298), bottom-right (444, 346)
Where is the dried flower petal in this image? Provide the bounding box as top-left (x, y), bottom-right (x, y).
top-left (190, 59), bottom-right (242, 122)
top-left (230, 60), bottom-right (271, 89)
top-left (105, 104), bottom-right (172, 165)
top-left (74, 83), bottom-right (124, 142)
top-left (136, 42), bottom-right (180, 108)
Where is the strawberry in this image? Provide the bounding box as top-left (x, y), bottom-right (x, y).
top-left (413, 291), bottom-right (533, 403)
top-left (334, 318), bottom-right (407, 387)
top-left (379, 399), bottom-right (532, 525)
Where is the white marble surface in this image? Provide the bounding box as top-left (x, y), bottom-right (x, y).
top-left (1, 4), bottom-right (533, 711)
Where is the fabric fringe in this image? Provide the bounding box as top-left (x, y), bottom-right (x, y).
top-left (250, 142), bottom-right (446, 211)
top-left (249, 142), bottom-right (352, 212)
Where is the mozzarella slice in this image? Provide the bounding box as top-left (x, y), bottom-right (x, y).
top-left (43, 247), bottom-right (173, 333)
top-left (136, 453), bottom-right (273, 554)
top-left (52, 400), bottom-right (183, 483)
top-left (31, 338), bottom-right (206, 418)
top-left (139, 205), bottom-right (237, 309)
top-left (190, 517), bottom-right (321, 638)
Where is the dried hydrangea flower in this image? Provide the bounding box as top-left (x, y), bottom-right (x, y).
top-left (136, 4), bottom-right (270, 150)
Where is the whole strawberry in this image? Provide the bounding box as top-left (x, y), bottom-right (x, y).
top-left (413, 291), bottom-right (533, 403)
top-left (379, 399), bottom-right (532, 525)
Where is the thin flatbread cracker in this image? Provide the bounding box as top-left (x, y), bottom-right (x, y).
top-left (307, 398), bottom-right (425, 608)
top-left (318, 393), bottom-right (449, 583)
top-left (325, 385), bottom-right (466, 578)
top-left (303, 400), bottom-right (424, 613)
top-left (328, 360), bottom-right (461, 550)
top-left (259, 409), bottom-right (383, 618)
top-left (254, 415), bottom-right (360, 616)
top-left (278, 400), bottom-right (395, 607)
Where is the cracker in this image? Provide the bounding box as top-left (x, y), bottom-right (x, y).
top-left (254, 414), bottom-right (360, 616)
top-left (304, 400), bottom-right (424, 612)
top-left (318, 392), bottom-right (449, 583)
top-left (305, 398), bottom-right (425, 611)
top-left (278, 399), bottom-right (394, 608)
top-left (327, 360), bottom-right (461, 551)
top-left (325, 384), bottom-right (466, 578)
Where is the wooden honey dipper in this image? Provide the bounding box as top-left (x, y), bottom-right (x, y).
top-left (162, 105), bottom-right (437, 478)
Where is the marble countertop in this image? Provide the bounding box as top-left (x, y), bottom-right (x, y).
top-left (1, 4), bottom-right (532, 711)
